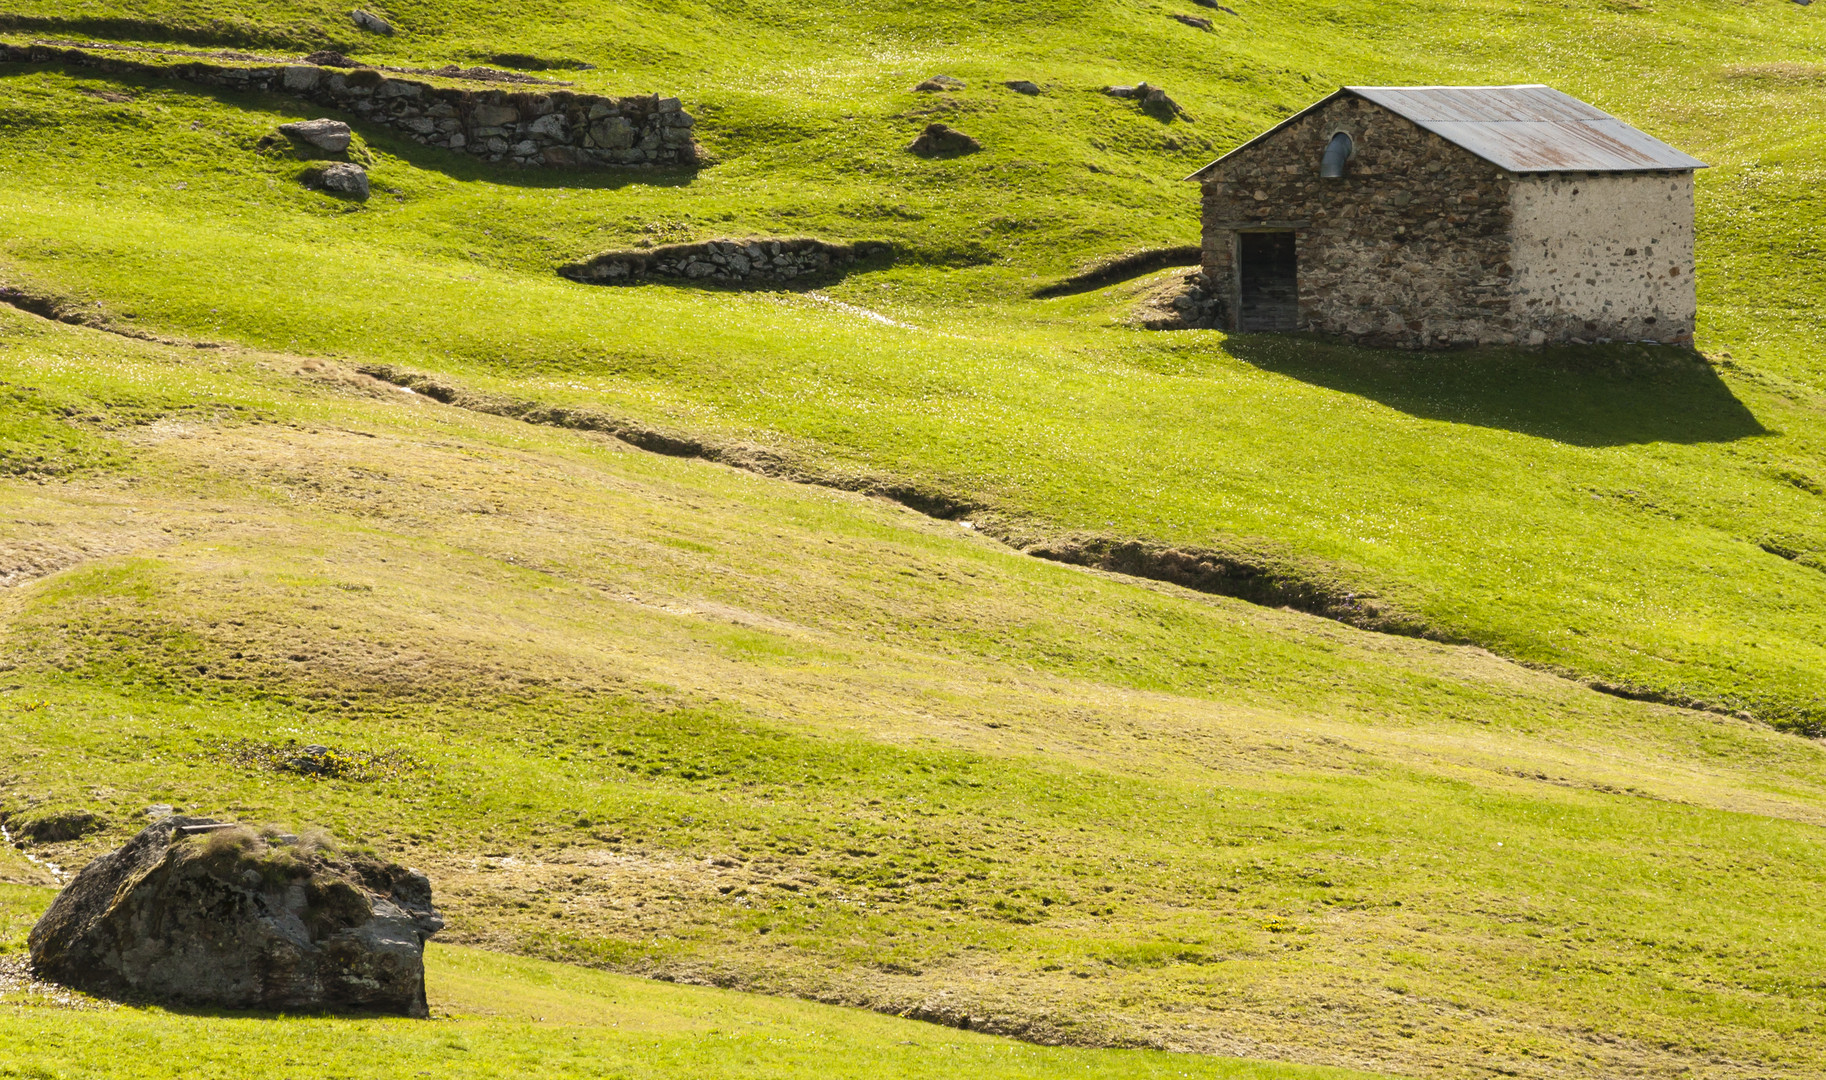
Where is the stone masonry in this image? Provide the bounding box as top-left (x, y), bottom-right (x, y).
top-left (0, 42), bottom-right (699, 169)
top-left (561, 238), bottom-right (892, 287)
top-left (1194, 92), bottom-right (1697, 348)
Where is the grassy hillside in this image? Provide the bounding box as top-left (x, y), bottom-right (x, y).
top-left (0, 887), bottom-right (1378, 1080)
top-left (1, 0), bottom-right (1824, 1076)
top-left (0, 0), bottom-right (1824, 732)
top-left (3, 314), bottom-right (1824, 1078)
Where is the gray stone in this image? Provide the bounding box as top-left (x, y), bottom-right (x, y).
top-left (315, 161), bottom-right (370, 198)
top-left (350, 9), bottom-right (394, 34)
top-left (28, 817), bottom-right (442, 1016)
top-left (913, 74), bottom-right (965, 92)
top-left (1004, 80), bottom-right (1041, 95)
top-left (282, 65), bottom-right (321, 91)
top-left (590, 115), bottom-right (635, 149)
top-left (527, 113), bottom-right (567, 139)
top-left (1172, 12), bottom-right (1214, 29)
top-left (471, 103), bottom-right (519, 127)
top-left (278, 118), bottom-right (352, 153)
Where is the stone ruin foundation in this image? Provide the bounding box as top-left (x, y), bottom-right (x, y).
top-left (560, 238), bottom-right (893, 287)
top-left (0, 41), bottom-right (700, 169)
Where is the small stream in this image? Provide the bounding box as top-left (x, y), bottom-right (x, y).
top-left (0, 820), bottom-right (65, 883)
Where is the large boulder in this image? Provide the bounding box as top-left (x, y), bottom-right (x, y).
top-left (27, 817), bottom-right (442, 1016)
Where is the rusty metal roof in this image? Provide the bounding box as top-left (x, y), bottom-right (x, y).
top-left (1186, 85), bottom-right (1706, 179)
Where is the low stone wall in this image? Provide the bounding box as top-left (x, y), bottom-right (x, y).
top-left (0, 42), bottom-right (699, 169)
top-left (560, 239), bottom-right (892, 286)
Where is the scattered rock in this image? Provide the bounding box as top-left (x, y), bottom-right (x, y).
top-left (277, 118), bottom-right (352, 152)
top-left (1105, 82), bottom-right (1189, 120)
top-left (1131, 270), bottom-right (1224, 329)
top-left (303, 161), bottom-right (371, 199)
top-left (1189, 0), bottom-right (1240, 11)
top-left (350, 9), bottom-right (394, 35)
top-left (912, 74), bottom-right (965, 92)
top-left (1173, 13), bottom-right (1215, 29)
top-left (907, 122), bottom-right (981, 156)
top-left (1142, 86), bottom-right (1185, 117)
top-left (144, 804), bottom-right (176, 820)
top-left (28, 817), bottom-right (443, 1016)
top-left (301, 50), bottom-right (357, 67)
top-left (1003, 80), bottom-right (1041, 95)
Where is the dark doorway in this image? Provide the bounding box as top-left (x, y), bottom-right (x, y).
top-left (1238, 231), bottom-right (1299, 332)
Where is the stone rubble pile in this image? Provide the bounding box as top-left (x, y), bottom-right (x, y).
top-left (561, 238), bottom-right (892, 287)
top-left (0, 42), bottom-right (700, 170)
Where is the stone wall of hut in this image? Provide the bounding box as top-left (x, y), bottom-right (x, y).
top-left (1199, 94), bottom-right (1515, 348)
top-left (1510, 172), bottom-right (1696, 346)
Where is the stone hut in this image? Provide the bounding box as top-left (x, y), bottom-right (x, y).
top-left (1187, 86), bottom-right (1706, 348)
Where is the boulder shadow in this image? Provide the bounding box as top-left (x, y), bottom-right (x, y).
top-left (1223, 335), bottom-right (1767, 447)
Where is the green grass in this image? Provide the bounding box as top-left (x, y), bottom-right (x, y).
top-left (0, 0), bottom-right (1824, 732)
top-left (1, 316), bottom-right (1823, 1078)
top-left (1, 0), bottom-right (1825, 1076)
top-left (0, 887), bottom-right (1382, 1080)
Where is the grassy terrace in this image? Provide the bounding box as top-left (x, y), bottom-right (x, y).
top-left (1, 0), bottom-right (1824, 1077)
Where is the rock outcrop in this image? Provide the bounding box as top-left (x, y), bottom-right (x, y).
top-left (28, 817), bottom-right (442, 1016)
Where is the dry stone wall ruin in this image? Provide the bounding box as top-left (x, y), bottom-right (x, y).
top-left (561, 239), bottom-right (892, 287)
top-left (0, 42), bottom-right (699, 169)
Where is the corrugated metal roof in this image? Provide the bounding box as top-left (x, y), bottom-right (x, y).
top-left (1349, 85), bottom-right (1707, 172)
top-left (1185, 85), bottom-right (1706, 179)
